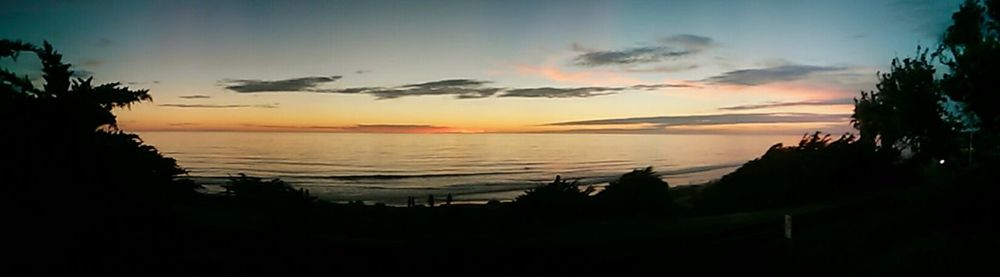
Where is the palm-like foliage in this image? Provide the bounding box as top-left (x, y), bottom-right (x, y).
top-left (1, 39), bottom-right (193, 207)
top-left (1, 40), bottom-right (151, 132)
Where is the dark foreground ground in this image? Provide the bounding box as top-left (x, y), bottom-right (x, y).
top-left (8, 182), bottom-right (999, 276)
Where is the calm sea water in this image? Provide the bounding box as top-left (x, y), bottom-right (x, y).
top-left (139, 132), bottom-right (800, 204)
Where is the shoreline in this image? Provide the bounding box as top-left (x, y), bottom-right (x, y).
top-left (186, 176), bottom-right (713, 207)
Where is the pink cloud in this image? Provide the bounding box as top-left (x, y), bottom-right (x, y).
top-left (513, 64), bottom-right (645, 86)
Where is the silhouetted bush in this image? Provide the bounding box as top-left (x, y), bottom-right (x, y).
top-left (695, 132), bottom-right (898, 214)
top-left (515, 175), bottom-right (593, 215)
top-left (594, 167), bottom-right (674, 216)
top-left (223, 174), bottom-right (316, 210)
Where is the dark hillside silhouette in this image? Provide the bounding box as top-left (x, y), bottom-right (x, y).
top-left (695, 133), bottom-right (898, 214)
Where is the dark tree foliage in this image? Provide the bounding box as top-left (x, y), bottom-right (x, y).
top-left (852, 49), bottom-right (958, 161)
top-left (696, 133), bottom-right (898, 214)
top-left (938, 0), bottom-right (1000, 134)
top-left (515, 175), bottom-right (593, 216)
top-left (594, 167), bottom-right (673, 216)
top-left (0, 40), bottom-right (196, 216)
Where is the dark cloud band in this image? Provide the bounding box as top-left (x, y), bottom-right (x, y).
top-left (222, 76), bottom-right (690, 99)
top-left (703, 65), bottom-right (845, 86)
top-left (223, 76), bottom-right (342, 92)
top-left (572, 34), bottom-right (714, 67)
top-left (718, 98), bottom-right (855, 110)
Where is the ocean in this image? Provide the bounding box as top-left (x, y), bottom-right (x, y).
top-left (139, 132), bottom-right (801, 205)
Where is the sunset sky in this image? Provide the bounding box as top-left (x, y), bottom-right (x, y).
top-left (1, 0), bottom-right (963, 134)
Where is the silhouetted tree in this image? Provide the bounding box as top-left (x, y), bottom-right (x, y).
top-left (938, 0), bottom-right (1000, 134)
top-left (852, 49), bottom-right (958, 161)
top-left (0, 39), bottom-right (196, 211)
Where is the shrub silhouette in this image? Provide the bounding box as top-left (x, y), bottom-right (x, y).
top-left (223, 174), bottom-right (316, 210)
top-left (515, 175), bottom-right (593, 215)
top-left (594, 167), bottom-right (673, 216)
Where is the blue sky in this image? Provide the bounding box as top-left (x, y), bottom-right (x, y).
top-left (0, 0), bottom-right (964, 133)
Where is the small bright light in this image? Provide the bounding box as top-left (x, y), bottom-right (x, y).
top-left (939, 159), bottom-right (946, 165)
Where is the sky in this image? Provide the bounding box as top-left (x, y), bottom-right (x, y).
top-left (1, 0), bottom-right (965, 134)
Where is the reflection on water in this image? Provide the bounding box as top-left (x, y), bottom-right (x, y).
top-left (140, 132), bottom-right (800, 204)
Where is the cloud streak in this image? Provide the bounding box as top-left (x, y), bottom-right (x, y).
top-left (226, 76), bottom-right (691, 99)
top-left (499, 83), bottom-right (692, 98)
top-left (178, 94), bottom-right (211, 99)
top-left (573, 46), bottom-right (693, 66)
top-left (703, 65), bottom-right (845, 86)
top-left (242, 123), bottom-right (453, 133)
top-left (718, 98), bottom-right (855, 111)
top-left (368, 79), bottom-right (500, 99)
top-left (223, 76), bottom-right (342, 93)
top-left (572, 34), bottom-right (714, 67)
top-left (159, 103), bottom-right (279, 109)
top-left (529, 123), bottom-right (852, 135)
top-left (546, 113), bottom-right (850, 127)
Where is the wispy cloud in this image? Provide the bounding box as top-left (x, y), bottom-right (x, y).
top-left (97, 37), bottom-right (112, 47)
top-left (573, 46), bottom-right (692, 66)
top-left (242, 123), bottom-right (453, 133)
top-left (159, 103), bottom-right (279, 109)
top-left (718, 98), bottom-right (855, 111)
top-left (71, 69), bottom-right (94, 78)
top-left (621, 64), bottom-right (699, 73)
top-left (81, 59), bottom-right (102, 67)
top-left (499, 83), bottom-right (691, 98)
top-left (659, 34), bottom-right (715, 51)
top-left (513, 64), bottom-right (644, 86)
top-left (572, 34), bottom-right (715, 67)
top-left (530, 122), bottom-right (852, 135)
top-left (247, 76), bottom-right (692, 100)
top-left (126, 80), bottom-right (160, 85)
top-left (703, 65), bottom-right (845, 86)
top-left (367, 79), bottom-right (500, 99)
top-left (499, 87), bottom-right (623, 98)
top-left (178, 94), bottom-right (211, 99)
top-left (223, 76), bottom-right (342, 93)
top-left (546, 113), bottom-right (850, 127)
